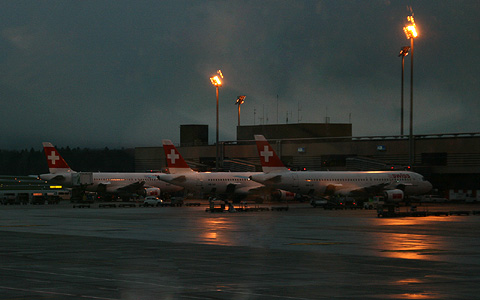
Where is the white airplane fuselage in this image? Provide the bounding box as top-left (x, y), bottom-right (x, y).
top-left (159, 171), bottom-right (264, 196)
top-left (251, 170), bottom-right (432, 198)
top-left (40, 172), bottom-right (183, 194)
top-left (89, 173), bottom-right (183, 194)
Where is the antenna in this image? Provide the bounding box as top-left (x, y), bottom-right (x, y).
top-left (276, 94), bottom-right (279, 124)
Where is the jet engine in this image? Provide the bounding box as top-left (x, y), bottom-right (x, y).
top-left (144, 187), bottom-right (161, 197)
top-left (384, 189), bottom-right (404, 202)
top-left (271, 190), bottom-right (295, 202)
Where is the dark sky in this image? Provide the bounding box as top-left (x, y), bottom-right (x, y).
top-left (1, 1), bottom-right (479, 149)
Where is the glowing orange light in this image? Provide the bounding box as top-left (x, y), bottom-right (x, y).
top-left (210, 75), bottom-right (222, 87)
top-left (403, 15), bottom-right (418, 39)
top-left (235, 95), bottom-right (245, 105)
top-left (210, 69), bottom-right (224, 87)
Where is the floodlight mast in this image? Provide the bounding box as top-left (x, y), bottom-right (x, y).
top-left (210, 70), bottom-right (223, 171)
top-left (235, 95), bottom-right (246, 126)
top-left (399, 46), bottom-right (410, 136)
top-left (403, 15), bottom-right (418, 167)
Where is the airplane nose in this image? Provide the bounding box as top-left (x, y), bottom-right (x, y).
top-left (426, 181), bottom-right (433, 193)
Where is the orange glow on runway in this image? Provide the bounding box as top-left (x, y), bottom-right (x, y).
top-left (388, 293), bottom-right (438, 299)
top-left (374, 217), bottom-right (449, 260)
top-left (197, 217), bottom-right (236, 245)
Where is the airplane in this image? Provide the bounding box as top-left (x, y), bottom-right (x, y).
top-left (157, 140), bottom-right (278, 202)
top-left (39, 142), bottom-right (183, 199)
top-left (250, 135), bottom-right (433, 202)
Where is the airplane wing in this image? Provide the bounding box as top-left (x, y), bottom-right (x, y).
top-left (48, 174), bottom-right (69, 181)
top-left (116, 181), bottom-right (146, 193)
top-left (320, 181), bottom-right (408, 197)
top-left (249, 174), bottom-right (283, 184)
top-left (157, 175), bottom-right (186, 184)
top-left (223, 183), bottom-right (269, 196)
top-left (348, 182), bottom-right (392, 196)
top-left (394, 182), bottom-right (412, 189)
top-left (245, 185), bottom-right (271, 194)
top-left (97, 181), bottom-right (146, 194)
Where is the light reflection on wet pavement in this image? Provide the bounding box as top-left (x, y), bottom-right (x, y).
top-left (1, 205), bottom-right (479, 263)
top-left (1, 203), bottom-right (480, 299)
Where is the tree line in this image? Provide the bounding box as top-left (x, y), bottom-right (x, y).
top-left (0, 147), bottom-right (135, 175)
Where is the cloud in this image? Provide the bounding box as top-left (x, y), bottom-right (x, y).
top-left (0, 1), bottom-right (478, 149)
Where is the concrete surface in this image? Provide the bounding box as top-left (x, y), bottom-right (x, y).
top-left (1, 203), bottom-right (480, 299)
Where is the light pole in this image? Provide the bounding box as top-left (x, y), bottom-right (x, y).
top-left (404, 15), bottom-right (418, 167)
top-left (210, 70), bottom-right (223, 171)
top-left (235, 95), bottom-right (246, 126)
top-left (399, 46), bottom-right (410, 136)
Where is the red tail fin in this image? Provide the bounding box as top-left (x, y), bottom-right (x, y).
top-left (162, 140), bottom-right (193, 174)
top-left (254, 135), bottom-right (287, 173)
top-left (42, 142), bottom-right (72, 173)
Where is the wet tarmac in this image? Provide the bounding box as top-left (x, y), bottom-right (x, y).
top-left (1, 202), bottom-right (480, 299)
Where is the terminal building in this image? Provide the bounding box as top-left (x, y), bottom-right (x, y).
top-left (135, 123), bottom-right (480, 193)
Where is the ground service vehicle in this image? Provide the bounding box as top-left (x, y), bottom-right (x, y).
top-left (143, 196), bottom-right (163, 207)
